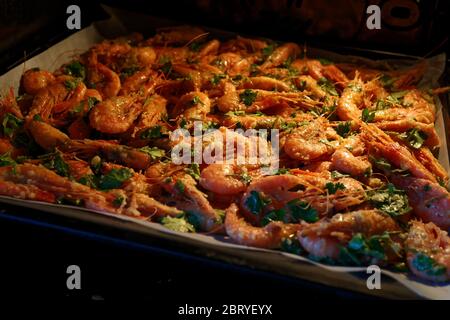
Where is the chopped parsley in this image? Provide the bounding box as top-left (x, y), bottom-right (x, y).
top-left (139, 146), bottom-right (165, 160)
top-left (0, 153), bottom-right (17, 167)
top-left (411, 253), bottom-right (446, 277)
top-left (161, 216), bottom-right (196, 233)
top-left (244, 191), bottom-right (272, 214)
top-left (2, 113), bottom-right (23, 138)
top-left (361, 108), bottom-right (375, 123)
top-left (317, 77), bottom-right (338, 96)
top-left (280, 237), bottom-right (304, 255)
top-left (185, 163), bottom-right (201, 181)
top-left (336, 121), bottom-right (352, 138)
top-left (324, 182), bottom-right (346, 194)
top-left (98, 168), bottom-right (133, 190)
top-left (287, 199), bottom-right (319, 223)
top-left (339, 232), bottom-right (401, 266)
top-left (239, 89), bottom-right (258, 107)
top-left (175, 180), bottom-right (185, 193)
top-left (40, 152), bottom-right (70, 177)
top-left (210, 73), bottom-right (226, 85)
top-left (261, 209), bottom-right (286, 226)
top-left (113, 195), bottom-right (125, 207)
top-left (367, 183), bottom-right (411, 218)
top-left (397, 128), bottom-right (427, 149)
top-left (64, 61), bottom-right (86, 79)
top-left (140, 125), bottom-right (165, 139)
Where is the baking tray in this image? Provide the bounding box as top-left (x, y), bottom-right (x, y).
top-left (0, 5), bottom-right (449, 299)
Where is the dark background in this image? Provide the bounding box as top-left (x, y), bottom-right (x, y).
top-left (0, 0), bottom-right (449, 305)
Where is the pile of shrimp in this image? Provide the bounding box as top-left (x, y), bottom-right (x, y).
top-left (1, 26), bottom-right (449, 282)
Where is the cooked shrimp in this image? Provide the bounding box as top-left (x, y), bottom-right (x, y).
top-left (225, 203), bottom-right (302, 249)
top-left (406, 221), bottom-right (450, 282)
top-left (361, 123), bottom-right (436, 182)
top-left (28, 120), bottom-right (69, 151)
top-left (20, 69), bottom-right (55, 95)
top-left (412, 147), bottom-right (449, 185)
top-left (240, 173), bottom-right (366, 223)
top-left (391, 175), bottom-right (450, 230)
top-left (0, 180), bottom-right (56, 203)
top-left (0, 163), bottom-right (118, 213)
top-left (336, 74), bottom-right (364, 122)
top-left (260, 43), bottom-right (301, 69)
top-left (63, 139), bottom-right (156, 171)
top-left (239, 76), bottom-right (292, 92)
top-left (331, 148), bottom-right (371, 177)
top-left (161, 173), bottom-right (222, 231)
top-left (89, 95), bottom-right (142, 134)
top-left (299, 210), bottom-right (401, 261)
top-left (284, 118), bottom-right (339, 161)
top-left (200, 163), bottom-right (254, 195)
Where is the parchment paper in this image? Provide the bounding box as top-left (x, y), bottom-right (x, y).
top-left (0, 19), bottom-right (449, 299)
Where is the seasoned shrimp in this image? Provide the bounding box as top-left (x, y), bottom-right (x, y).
top-left (284, 118), bottom-right (339, 161)
top-left (361, 123), bottom-right (436, 182)
top-left (199, 163), bottom-right (257, 195)
top-left (391, 176), bottom-right (450, 230)
top-left (299, 210), bottom-right (401, 261)
top-left (225, 203), bottom-right (302, 249)
top-left (0, 163), bottom-right (118, 213)
top-left (412, 147), bottom-right (449, 185)
top-left (238, 76), bottom-right (292, 92)
top-left (406, 221), bottom-right (450, 282)
top-left (331, 148), bottom-right (371, 177)
top-left (86, 51), bottom-right (121, 99)
top-left (28, 120), bottom-right (69, 151)
top-left (26, 75), bottom-right (86, 125)
top-left (20, 68), bottom-right (55, 95)
top-left (89, 95), bottom-right (142, 134)
top-left (336, 74), bottom-right (364, 122)
top-left (240, 173), bottom-right (366, 224)
top-left (260, 43), bottom-right (301, 69)
top-left (63, 139), bottom-right (157, 171)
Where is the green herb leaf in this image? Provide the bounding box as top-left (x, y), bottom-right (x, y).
top-left (64, 78), bottom-right (80, 91)
top-left (239, 89), bottom-right (257, 106)
top-left (41, 152), bottom-right (70, 177)
top-left (2, 113), bottom-right (23, 138)
top-left (287, 199), bottom-right (318, 223)
top-left (367, 183), bottom-right (411, 217)
top-left (0, 152), bottom-right (17, 167)
top-left (175, 180), bottom-right (185, 193)
top-left (113, 195), bottom-right (125, 207)
top-left (140, 125), bottom-right (165, 139)
top-left (244, 191), bottom-right (272, 214)
top-left (262, 44), bottom-right (275, 58)
top-left (324, 182), bottom-right (346, 194)
top-left (280, 237), bottom-right (304, 255)
top-left (317, 77), bottom-right (338, 96)
top-left (185, 163), bottom-right (201, 181)
top-left (161, 216), bottom-right (196, 233)
top-left (139, 146), bottom-right (165, 160)
top-left (318, 58), bottom-right (333, 65)
top-left (412, 253), bottom-right (446, 277)
top-left (78, 174), bottom-right (99, 189)
top-left (336, 121), bottom-right (352, 138)
top-left (210, 73), bottom-right (226, 85)
top-left (98, 168), bottom-right (133, 190)
top-left (361, 108), bottom-right (375, 123)
top-left (64, 61), bottom-right (86, 79)
top-left (330, 170), bottom-right (349, 179)
top-left (261, 209), bottom-right (286, 226)
top-left (398, 128), bottom-right (427, 149)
